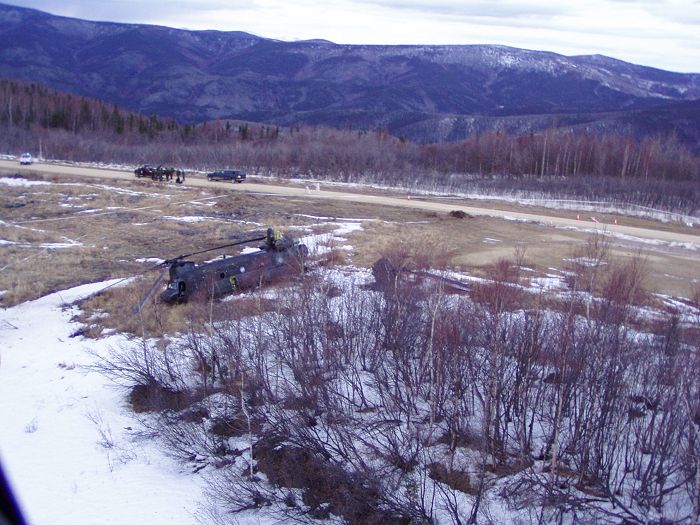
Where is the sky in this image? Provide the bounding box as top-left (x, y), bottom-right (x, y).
top-left (5, 1), bottom-right (700, 73)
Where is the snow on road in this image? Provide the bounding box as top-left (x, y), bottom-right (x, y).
top-left (0, 281), bottom-right (205, 525)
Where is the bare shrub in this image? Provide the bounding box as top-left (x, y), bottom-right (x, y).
top-left (87, 261), bottom-right (699, 524)
top-left (564, 232), bottom-right (610, 294)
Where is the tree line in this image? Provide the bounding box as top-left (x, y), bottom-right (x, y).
top-left (0, 78), bottom-right (183, 138)
top-left (2, 78), bottom-right (698, 212)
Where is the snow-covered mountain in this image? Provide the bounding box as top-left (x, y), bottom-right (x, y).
top-left (1, 2), bottom-right (699, 142)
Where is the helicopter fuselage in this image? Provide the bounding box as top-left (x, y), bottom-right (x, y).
top-left (159, 242), bottom-right (307, 304)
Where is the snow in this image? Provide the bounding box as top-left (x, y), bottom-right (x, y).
top-left (2, 239), bottom-right (83, 250)
top-left (134, 257), bottom-right (164, 264)
top-left (0, 246), bottom-right (696, 523)
top-left (0, 177), bottom-right (50, 187)
top-left (563, 256), bottom-right (607, 267)
top-left (656, 294), bottom-right (700, 325)
top-left (530, 275), bottom-right (566, 291)
top-left (38, 241), bottom-right (84, 249)
top-left (161, 215), bottom-right (224, 223)
top-left (0, 280), bottom-right (207, 525)
top-left (298, 220), bottom-right (364, 255)
top-left (0, 220), bottom-right (370, 525)
top-left (295, 213), bottom-right (364, 222)
top-left (78, 207), bottom-right (124, 214)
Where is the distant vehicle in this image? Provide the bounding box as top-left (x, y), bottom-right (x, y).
top-left (207, 169), bottom-right (246, 183)
top-left (134, 165), bottom-right (155, 178)
top-left (134, 165), bottom-right (185, 183)
top-left (19, 153), bottom-right (32, 165)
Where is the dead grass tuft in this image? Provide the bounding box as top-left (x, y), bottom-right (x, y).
top-left (129, 384), bottom-right (190, 413)
top-left (74, 277), bottom-right (194, 337)
top-left (428, 462), bottom-right (475, 495)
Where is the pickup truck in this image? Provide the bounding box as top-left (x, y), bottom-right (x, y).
top-left (206, 169), bottom-right (246, 183)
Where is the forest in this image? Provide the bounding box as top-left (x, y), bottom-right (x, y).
top-left (1, 78), bottom-right (699, 214)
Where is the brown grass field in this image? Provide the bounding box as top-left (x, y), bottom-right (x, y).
top-left (1, 171), bottom-right (698, 336)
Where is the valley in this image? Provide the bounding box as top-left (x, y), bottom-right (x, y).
top-left (1, 3), bottom-right (699, 523)
top-left (2, 165), bottom-right (699, 524)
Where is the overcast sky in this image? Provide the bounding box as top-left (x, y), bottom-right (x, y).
top-left (8, 0), bottom-right (700, 73)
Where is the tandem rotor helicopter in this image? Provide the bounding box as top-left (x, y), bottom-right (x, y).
top-left (135, 228), bottom-right (308, 313)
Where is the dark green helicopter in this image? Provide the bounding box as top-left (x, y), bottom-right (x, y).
top-left (135, 228), bottom-right (308, 312)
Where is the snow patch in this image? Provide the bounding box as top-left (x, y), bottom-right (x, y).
top-left (298, 221), bottom-right (364, 255)
top-left (530, 275), bottom-right (566, 291)
top-left (0, 177), bottom-right (50, 187)
top-left (161, 215), bottom-right (222, 223)
top-left (0, 279), bottom-right (208, 525)
top-left (134, 257), bottom-right (164, 264)
top-left (564, 256), bottom-right (607, 267)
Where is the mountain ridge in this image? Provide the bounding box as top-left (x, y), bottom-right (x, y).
top-left (1, 2), bottom-right (699, 144)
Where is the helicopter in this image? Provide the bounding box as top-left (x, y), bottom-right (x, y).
top-left (135, 228), bottom-right (308, 312)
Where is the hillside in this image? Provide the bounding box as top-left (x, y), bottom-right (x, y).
top-left (1, 174), bottom-right (699, 524)
top-left (1, 3), bottom-right (699, 144)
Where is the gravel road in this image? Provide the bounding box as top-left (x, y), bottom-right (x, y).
top-left (2, 159), bottom-right (698, 246)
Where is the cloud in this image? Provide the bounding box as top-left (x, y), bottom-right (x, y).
top-left (8, 0), bottom-right (253, 25)
top-left (4, 0), bottom-right (700, 72)
top-left (357, 0), bottom-right (568, 19)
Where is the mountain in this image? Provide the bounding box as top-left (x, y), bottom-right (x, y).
top-left (1, 3), bottom-right (700, 144)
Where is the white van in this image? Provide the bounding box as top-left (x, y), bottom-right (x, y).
top-left (19, 153), bottom-right (33, 165)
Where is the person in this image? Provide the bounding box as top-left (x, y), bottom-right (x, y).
top-left (266, 228), bottom-right (284, 249)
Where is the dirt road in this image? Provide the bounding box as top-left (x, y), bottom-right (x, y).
top-left (2, 159), bottom-right (698, 246)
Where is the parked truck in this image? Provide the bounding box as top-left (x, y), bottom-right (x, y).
top-left (206, 168), bottom-right (246, 183)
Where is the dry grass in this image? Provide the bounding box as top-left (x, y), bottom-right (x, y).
top-left (2, 171), bottom-right (698, 338)
top-left (0, 175), bottom-right (332, 307)
top-left (72, 270), bottom-right (311, 338)
top-left (72, 277), bottom-right (192, 337)
top-left (350, 214), bottom-right (700, 299)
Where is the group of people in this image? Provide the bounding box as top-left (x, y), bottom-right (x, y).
top-left (158, 166), bottom-right (186, 184)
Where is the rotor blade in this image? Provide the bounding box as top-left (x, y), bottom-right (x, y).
top-left (84, 258), bottom-right (169, 298)
top-left (165, 235), bottom-right (266, 264)
top-left (413, 270), bottom-right (472, 292)
top-left (133, 266), bottom-right (169, 315)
